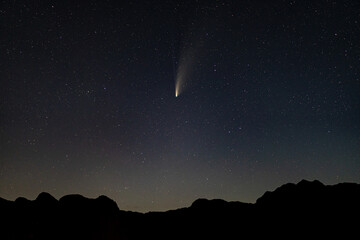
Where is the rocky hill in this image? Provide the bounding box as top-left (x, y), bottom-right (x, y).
top-left (1, 180), bottom-right (359, 239)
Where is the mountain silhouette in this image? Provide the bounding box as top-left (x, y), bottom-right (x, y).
top-left (1, 180), bottom-right (359, 239)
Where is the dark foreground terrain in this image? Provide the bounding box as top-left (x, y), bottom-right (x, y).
top-left (1, 180), bottom-right (359, 239)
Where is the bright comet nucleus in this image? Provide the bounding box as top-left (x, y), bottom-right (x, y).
top-left (175, 77), bottom-right (181, 97)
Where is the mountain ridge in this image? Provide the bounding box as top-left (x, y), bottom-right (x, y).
top-left (1, 179), bottom-right (359, 239)
top-left (3, 179), bottom-right (342, 212)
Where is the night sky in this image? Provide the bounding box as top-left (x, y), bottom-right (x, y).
top-left (1, 0), bottom-right (360, 212)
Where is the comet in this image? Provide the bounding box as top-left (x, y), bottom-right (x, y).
top-left (174, 47), bottom-right (195, 97)
top-left (175, 65), bottom-right (185, 97)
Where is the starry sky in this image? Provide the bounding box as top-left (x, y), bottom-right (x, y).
top-left (1, 0), bottom-right (360, 212)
